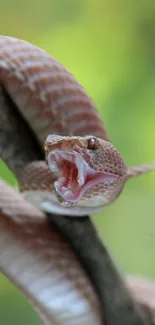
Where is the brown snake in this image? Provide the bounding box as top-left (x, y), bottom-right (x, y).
top-left (0, 35), bottom-right (155, 325)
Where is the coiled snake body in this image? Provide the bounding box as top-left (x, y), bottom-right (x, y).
top-left (0, 36), bottom-right (155, 325)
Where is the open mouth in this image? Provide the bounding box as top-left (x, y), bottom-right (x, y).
top-left (47, 151), bottom-right (118, 203)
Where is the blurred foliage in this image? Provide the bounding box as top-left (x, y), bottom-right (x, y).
top-left (1, 0), bottom-right (155, 324)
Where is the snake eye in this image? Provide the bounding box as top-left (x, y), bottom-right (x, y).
top-left (87, 138), bottom-right (99, 150)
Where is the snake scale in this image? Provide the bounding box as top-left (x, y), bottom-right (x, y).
top-left (0, 36), bottom-right (155, 325)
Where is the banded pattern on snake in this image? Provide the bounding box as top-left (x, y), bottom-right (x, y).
top-left (0, 36), bottom-right (155, 325)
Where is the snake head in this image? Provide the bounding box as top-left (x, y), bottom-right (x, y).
top-left (45, 135), bottom-right (127, 210)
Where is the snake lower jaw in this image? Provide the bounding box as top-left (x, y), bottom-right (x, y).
top-left (40, 200), bottom-right (102, 217)
top-left (22, 189), bottom-right (102, 216)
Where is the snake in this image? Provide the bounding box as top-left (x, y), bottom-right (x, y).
top-left (0, 35), bottom-right (155, 325)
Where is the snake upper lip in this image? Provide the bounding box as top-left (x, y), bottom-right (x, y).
top-left (47, 150), bottom-right (119, 203)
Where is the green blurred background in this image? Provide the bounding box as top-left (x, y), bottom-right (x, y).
top-left (1, 0), bottom-right (155, 324)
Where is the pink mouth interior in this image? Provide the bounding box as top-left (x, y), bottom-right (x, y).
top-left (47, 151), bottom-right (118, 203)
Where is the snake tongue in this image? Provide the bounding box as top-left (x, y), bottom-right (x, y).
top-left (47, 151), bottom-right (118, 203)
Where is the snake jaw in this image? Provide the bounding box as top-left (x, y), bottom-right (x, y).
top-left (47, 150), bottom-right (119, 204)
